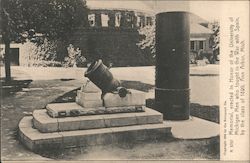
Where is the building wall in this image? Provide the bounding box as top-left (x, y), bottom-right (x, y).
top-left (0, 43), bottom-right (26, 66)
top-left (190, 33), bottom-right (213, 53)
top-left (68, 9), bottom-right (155, 67)
top-left (70, 9), bottom-right (213, 66)
top-left (70, 28), bottom-right (154, 67)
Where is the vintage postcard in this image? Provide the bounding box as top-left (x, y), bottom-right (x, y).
top-left (0, 0), bottom-right (249, 162)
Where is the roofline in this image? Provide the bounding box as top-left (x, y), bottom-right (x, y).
top-left (88, 7), bottom-right (155, 14)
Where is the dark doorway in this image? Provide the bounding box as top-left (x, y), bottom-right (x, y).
top-left (9, 48), bottom-right (20, 66)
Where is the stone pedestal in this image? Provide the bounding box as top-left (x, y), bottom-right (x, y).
top-left (76, 81), bottom-right (103, 108)
top-left (19, 116), bottom-right (171, 152)
top-left (19, 82), bottom-right (171, 151)
top-left (103, 89), bottom-right (145, 107)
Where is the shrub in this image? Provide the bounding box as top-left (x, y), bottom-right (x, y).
top-left (137, 21), bottom-right (156, 57)
top-left (63, 44), bottom-right (86, 67)
top-left (190, 51), bottom-right (198, 64)
top-left (20, 39), bottom-right (58, 67)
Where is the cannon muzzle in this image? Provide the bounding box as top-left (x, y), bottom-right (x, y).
top-left (84, 60), bottom-right (121, 94)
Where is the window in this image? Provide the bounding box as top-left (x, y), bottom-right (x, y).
top-left (115, 13), bottom-right (121, 27)
top-left (199, 41), bottom-right (204, 49)
top-left (101, 14), bottom-right (109, 27)
top-left (146, 17), bottom-right (152, 26)
top-left (138, 16), bottom-right (145, 27)
top-left (136, 16), bottom-right (141, 27)
top-left (88, 14), bottom-right (95, 27)
top-left (124, 12), bottom-right (132, 28)
top-left (190, 41), bottom-right (195, 50)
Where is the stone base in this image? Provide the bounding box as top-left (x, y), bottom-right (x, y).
top-left (46, 102), bottom-right (145, 118)
top-left (77, 90), bottom-right (102, 101)
top-left (19, 116), bottom-right (171, 152)
top-left (34, 107), bottom-right (163, 133)
top-left (76, 97), bottom-right (103, 108)
top-left (103, 89), bottom-right (146, 107)
top-left (166, 116), bottom-right (219, 139)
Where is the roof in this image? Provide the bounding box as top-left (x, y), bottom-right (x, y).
top-left (190, 23), bottom-right (213, 34)
top-left (190, 13), bottom-right (209, 25)
top-left (86, 0), bottom-right (154, 13)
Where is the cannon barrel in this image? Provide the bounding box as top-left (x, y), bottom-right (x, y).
top-left (84, 59), bottom-right (121, 94)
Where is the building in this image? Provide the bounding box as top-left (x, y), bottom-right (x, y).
top-left (0, 43), bottom-right (22, 66)
top-left (68, 0), bottom-right (155, 66)
top-left (1, 1), bottom-right (214, 66)
top-left (190, 14), bottom-right (213, 53)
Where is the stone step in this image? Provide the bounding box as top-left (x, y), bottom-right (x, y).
top-left (46, 102), bottom-right (145, 118)
top-left (19, 116), bottom-right (172, 152)
top-left (33, 107), bottom-right (163, 133)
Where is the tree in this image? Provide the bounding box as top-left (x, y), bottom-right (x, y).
top-left (137, 21), bottom-right (156, 57)
top-left (21, 39), bottom-right (59, 67)
top-left (64, 44), bottom-right (86, 67)
top-left (210, 21), bottom-right (220, 63)
top-left (138, 20), bottom-right (221, 64)
top-left (0, 0), bottom-right (88, 81)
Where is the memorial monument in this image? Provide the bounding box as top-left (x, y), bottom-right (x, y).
top-left (18, 11), bottom-right (219, 152)
top-left (18, 59), bottom-right (171, 152)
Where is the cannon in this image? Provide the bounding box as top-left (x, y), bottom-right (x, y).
top-left (84, 59), bottom-right (129, 97)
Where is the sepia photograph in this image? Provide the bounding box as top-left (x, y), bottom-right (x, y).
top-left (0, 0), bottom-right (248, 162)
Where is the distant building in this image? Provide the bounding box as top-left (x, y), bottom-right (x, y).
top-left (69, 0), bottom-right (156, 66)
top-left (86, 1), bottom-right (154, 28)
top-left (0, 43), bottom-right (22, 66)
top-left (190, 14), bottom-right (213, 54)
top-left (1, 1), bottom-right (214, 66)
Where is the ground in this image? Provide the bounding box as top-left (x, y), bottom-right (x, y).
top-left (0, 65), bottom-right (219, 161)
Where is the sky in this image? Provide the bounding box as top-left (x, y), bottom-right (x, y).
top-left (151, 1), bottom-right (222, 21)
top-left (189, 1), bottom-right (222, 21)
